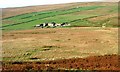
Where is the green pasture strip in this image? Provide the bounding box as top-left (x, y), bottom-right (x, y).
top-left (2, 5), bottom-right (104, 28)
top-left (3, 13), bottom-right (111, 31)
top-left (42, 14), bottom-right (100, 23)
top-left (4, 5), bottom-right (119, 31)
top-left (2, 14), bottom-right (101, 31)
top-left (2, 3), bottom-right (78, 20)
top-left (2, 10), bottom-right (54, 20)
top-left (71, 20), bottom-right (93, 27)
top-left (3, 5), bottom-right (103, 20)
top-left (6, 11), bottom-right (54, 20)
top-left (69, 15), bottom-right (101, 27)
top-left (3, 13), bottom-right (117, 31)
top-left (2, 11), bottom-right (54, 25)
top-left (3, 23), bottom-right (34, 31)
top-left (70, 19), bottom-right (102, 27)
top-left (58, 13), bottom-right (118, 27)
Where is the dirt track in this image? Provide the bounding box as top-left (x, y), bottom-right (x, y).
top-left (2, 54), bottom-right (120, 71)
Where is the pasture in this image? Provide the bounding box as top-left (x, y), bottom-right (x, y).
top-left (2, 2), bottom-right (118, 31)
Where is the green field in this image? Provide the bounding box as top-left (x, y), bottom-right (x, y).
top-left (2, 3), bottom-right (118, 31)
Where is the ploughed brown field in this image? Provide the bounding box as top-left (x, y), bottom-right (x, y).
top-left (2, 27), bottom-right (119, 71)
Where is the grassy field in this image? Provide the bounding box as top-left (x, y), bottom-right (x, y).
top-left (2, 2), bottom-right (118, 31)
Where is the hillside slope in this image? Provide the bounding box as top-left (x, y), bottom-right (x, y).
top-left (2, 2), bottom-right (80, 18)
top-left (2, 2), bottom-right (117, 18)
top-left (2, 2), bottom-right (118, 31)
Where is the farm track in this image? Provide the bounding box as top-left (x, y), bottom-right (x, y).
top-left (2, 54), bottom-right (120, 71)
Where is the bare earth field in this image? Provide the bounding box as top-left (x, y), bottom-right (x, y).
top-left (2, 27), bottom-right (119, 71)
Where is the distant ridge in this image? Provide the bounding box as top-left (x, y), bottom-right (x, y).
top-left (2, 2), bottom-right (117, 18)
top-left (2, 2), bottom-right (78, 18)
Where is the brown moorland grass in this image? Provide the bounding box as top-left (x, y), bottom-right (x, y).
top-left (88, 13), bottom-right (118, 22)
top-left (2, 27), bottom-right (118, 61)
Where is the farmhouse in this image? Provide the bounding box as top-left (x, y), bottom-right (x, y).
top-left (34, 22), bottom-right (70, 28)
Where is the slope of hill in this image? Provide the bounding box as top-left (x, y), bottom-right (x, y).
top-left (2, 3), bottom-right (78, 18)
top-left (3, 2), bottom-right (115, 18)
top-left (2, 2), bottom-right (119, 71)
top-left (2, 2), bottom-right (118, 31)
